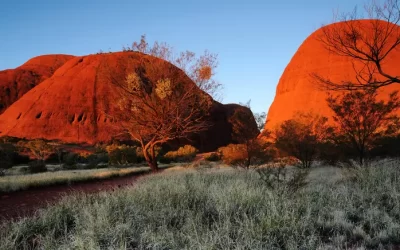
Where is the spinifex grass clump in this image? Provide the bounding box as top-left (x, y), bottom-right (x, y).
top-left (1, 163), bottom-right (400, 249)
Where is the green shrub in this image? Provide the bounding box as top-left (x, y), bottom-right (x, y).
top-left (164, 145), bottom-right (198, 162)
top-left (62, 152), bottom-right (79, 169)
top-left (204, 152), bottom-right (220, 162)
top-left (256, 164), bottom-right (309, 193)
top-left (81, 153), bottom-right (108, 169)
top-left (108, 145), bottom-right (137, 165)
top-left (0, 142), bottom-right (15, 170)
top-left (28, 161), bottom-right (47, 173)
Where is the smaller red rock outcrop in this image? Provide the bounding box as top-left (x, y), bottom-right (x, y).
top-left (0, 54), bottom-right (75, 114)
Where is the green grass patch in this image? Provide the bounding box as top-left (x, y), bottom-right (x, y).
top-left (0, 166), bottom-right (151, 193)
top-left (1, 162), bottom-right (400, 249)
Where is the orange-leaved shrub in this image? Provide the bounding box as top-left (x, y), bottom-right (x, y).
top-left (218, 144), bottom-right (247, 166)
top-left (164, 145), bottom-right (198, 162)
top-left (218, 140), bottom-right (274, 168)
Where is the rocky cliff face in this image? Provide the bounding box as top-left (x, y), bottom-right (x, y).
top-left (0, 52), bottom-right (256, 151)
top-left (0, 54), bottom-right (75, 114)
top-left (265, 20), bottom-right (400, 131)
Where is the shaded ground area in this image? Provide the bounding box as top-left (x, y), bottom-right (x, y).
top-left (0, 171), bottom-right (151, 223)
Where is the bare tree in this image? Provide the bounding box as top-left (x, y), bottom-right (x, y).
top-left (314, 0), bottom-right (400, 90)
top-left (275, 112), bottom-right (329, 168)
top-left (327, 89), bottom-right (400, 166)
top-left (109, 57), bottom-right (212, 172)
top-left (129, 35), bottom-right (223, 100)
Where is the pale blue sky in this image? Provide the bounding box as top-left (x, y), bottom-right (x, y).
top-left (0, 0), bottom-right (365, 114)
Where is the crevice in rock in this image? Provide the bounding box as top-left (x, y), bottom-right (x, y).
top-left (35, 112), bottom-right (42, 119)
top-left (77, 113), bottom-right (84, 123)
top-left (16, 113), bottom-right (22, 120)
top-left (68, 114), bottom-right (76, 124)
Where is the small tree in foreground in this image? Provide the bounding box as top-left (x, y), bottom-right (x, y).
top-left (111, 61), bottom-right (212, 172)
top-left (327, 90), bottom-right (400, 166)
top-left (275, 112), bottom-right (329, 168)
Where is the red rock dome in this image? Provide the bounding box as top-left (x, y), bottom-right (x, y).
top-left (265, 20), bottom-right (400, 131)
top-left (0, 52), bottom-right (255, 151)
top-left (0, 54), bottom-right (75, 114)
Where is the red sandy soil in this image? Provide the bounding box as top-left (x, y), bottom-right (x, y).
top-left (265, 20), bottom-right (400, 131)
top-left (0, 171), bottom-right (152, 223)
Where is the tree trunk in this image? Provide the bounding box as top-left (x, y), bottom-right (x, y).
top-left (150, 144), bottom-right (158, 172)
top-left (143, 144), bottom-right (159, 172)
top-left (359, 145), bottom-right (364, 167)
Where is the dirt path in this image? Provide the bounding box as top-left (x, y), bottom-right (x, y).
top-left (0, 171), bottom-right (152, 223)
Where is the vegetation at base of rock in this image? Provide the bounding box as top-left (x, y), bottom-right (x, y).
top-left (274, 112), bottom-right (329, 168)
top-left (204, 152), bottom-right (220, 161)
top-left (163, 145), bottom-right (198, 162)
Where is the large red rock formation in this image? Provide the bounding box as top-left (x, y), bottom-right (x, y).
top-left (0, 52), bottom-right (255, 151)
top-left (266, 20), bottom-right (400, 131)
top-left (0, 54), bottom-right (75, 114)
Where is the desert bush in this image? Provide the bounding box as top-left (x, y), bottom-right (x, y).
top-left (218, 141), bottom-right (273, 168)
top-left (204, 152), bottom-right (220, 162)
top-left (45, 152), bottom-right (62, 164)
top-left (218, 144), bottom-right (247, 165)
top-left (164, 145), bottom-right (198, 162)
top-left (79, 153), bottom-right (109, 169)
top-left (11, 152), bottom-right (30, 165)
top-left (256, 164), bottom-right (309, 193)
top-left (275, 112), bottom-right (329, 168)
top-left (0, 142), bottom-right (14, 170)
top-left (318, 141), bottom-right (357, 167)
top-left (28, 161), bottom-right (47, 173)
top-left (96, 153), bottom-right (109, 165)
top-left (107, 145), bottom-right (137, 165)
top-left (62, 152), bottom-right (79, 169)
top-left (369, 135), bottom-right (400, 158)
